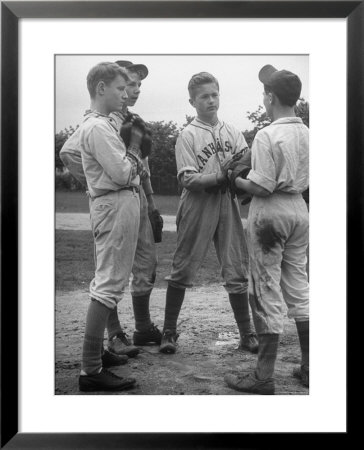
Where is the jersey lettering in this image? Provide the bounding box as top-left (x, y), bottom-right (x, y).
top-left (201, 146), bottom-right (213, 159)
top-left (197, 154), bottom-right (208, 166)
top-left (225, 141), bottom-right (232, 153)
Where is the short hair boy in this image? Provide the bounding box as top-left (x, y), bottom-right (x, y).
top-left (225, 65), bottom-right (309, 394)
top-left (159, 72), bottom-right (258, 355)
top-left (76, 62), bottom-right (146, 392)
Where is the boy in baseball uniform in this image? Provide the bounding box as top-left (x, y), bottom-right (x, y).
top-left (77, 62), bottom-right (146, 391)
top-left (159, 72), bottom-right (258, 354)
top-left (225, 65), bottom-right (309, 394)
top-left (60, 60), bottom-right (162, 362)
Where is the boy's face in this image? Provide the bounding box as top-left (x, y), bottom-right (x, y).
top-left (101, 74), bottom-right (128, 113)
top-left (189, 82), bottom-right (219, 123)
top-left (125, 71), bottom-right (142, 107)
top-left (263, 90), bottom-right (273, 119)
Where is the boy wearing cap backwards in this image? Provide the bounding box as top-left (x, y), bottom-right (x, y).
top-left (107, 60), bottom-right (163, 355)
top-left (76, 62), bottom-right (147, 391)
top-left (159, 72), bottom-right (258, 355)
top-left (225, 65), bottom-right (309, 394)
top-left (60, 60), bottom-right (162, 362)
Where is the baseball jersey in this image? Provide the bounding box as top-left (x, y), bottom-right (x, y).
top-left (176, 117), bottom-right (249, 180)
top-left (247, 117), bottom-right (309, 194)
top-left (78, 111), bottom-right (139, 198)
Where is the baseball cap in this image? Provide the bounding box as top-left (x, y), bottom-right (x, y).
top-left (115, 60), bottom-right (148, 80)
top-left (258, 64), bottom-right (302, 106)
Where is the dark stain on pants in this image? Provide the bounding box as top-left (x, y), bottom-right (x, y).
top-left (255, 219), bottom-right (282, 253)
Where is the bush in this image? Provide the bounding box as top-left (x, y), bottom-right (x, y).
top-left (55, 169), bottom-right (84, 191)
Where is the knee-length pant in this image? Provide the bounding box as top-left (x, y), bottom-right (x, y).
top-left (130, 186), bottom-right (158, 297)
top-left (89, 189), bottom-right (140, 309)
top-left (167, 189), bottom-right (249, 294)
top-left (247, 193), bottom-right (309, 334)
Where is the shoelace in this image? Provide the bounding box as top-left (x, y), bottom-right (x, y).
top-left (116, 331), bottom-right (131, 345)
top-left (102, 368), bottom-right (124, 380)
top-left (163, 330), bottom-right (179, 342)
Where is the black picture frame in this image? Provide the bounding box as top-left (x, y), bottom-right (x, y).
top-left (1, 1), bottom-right (361, 448)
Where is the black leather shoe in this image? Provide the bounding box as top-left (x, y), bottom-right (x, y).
top-left (101, 349), bottom-right (128, 368)
top-left (79, 368), bottom-right (136, 392)
top-left (133, 323), bottom-right (162, 345)
top-left (159, 329), bottom-right (179, 354)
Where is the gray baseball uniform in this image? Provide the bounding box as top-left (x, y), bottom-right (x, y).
top-left (166, 117), bottom-right (250, 294)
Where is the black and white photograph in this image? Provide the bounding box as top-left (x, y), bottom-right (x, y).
top-left (55, 54), bottom-right (310, 396)
top-left (2, 1), bottom-right (355, 443)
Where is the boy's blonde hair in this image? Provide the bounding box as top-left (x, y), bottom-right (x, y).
top-left (188, 72), bottom-right (219, 99)
top-left (87, 62), bottom-right (129, 98)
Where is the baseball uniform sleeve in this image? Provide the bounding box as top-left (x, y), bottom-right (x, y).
top-left (60, 151), bottom-right (87, 187)
top-left (175, 131), bottom-right (200, 180)
top-left (247, 132), bottom-right (277, 193)
top-left (180, 171), bottom-right (219, 191)
top-left (234, 129), bottom-right (249, 155)
top-left (88, 122), bottom-right (134, 187)
top-left (60, 128), bottom-right (87, 187)
top-left (142, 157), bottom-right (154, 195)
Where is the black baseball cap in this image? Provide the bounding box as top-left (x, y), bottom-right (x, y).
top-left (115, 60), bottom-right (148, 80)
top-left (258, 64), bottom-right (302, 106)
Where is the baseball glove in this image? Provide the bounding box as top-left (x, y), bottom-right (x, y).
top-left (227, 148), bottom-right (253, 204)
top-left (149, 209), bottom-right (163, 243)
top-left (120, 112), bottom-right (152, 158)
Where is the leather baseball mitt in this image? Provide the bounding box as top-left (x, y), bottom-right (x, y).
top-left (228, 148), bottom-right (253, 205)
top-left (149, 209), bottom-right (163, 243)
top-left (120, 112), bottom-right (152, 158)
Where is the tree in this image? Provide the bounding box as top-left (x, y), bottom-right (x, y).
top-left (243, 98), bottom-right (309, 146)
top-left (148, 120), bottom-right (180, 194)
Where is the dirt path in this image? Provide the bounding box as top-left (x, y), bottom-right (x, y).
top-left (56, 285), bottom-right (307, 395)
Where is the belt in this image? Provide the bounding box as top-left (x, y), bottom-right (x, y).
top-left (90, 185), bottom-right (140, 199)
top-left (119, 185), bottom-right (140, 193)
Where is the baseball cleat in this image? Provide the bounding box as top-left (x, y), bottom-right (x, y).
top-left (133, 323), bottom-right (162, 346)
top-left (108, 332), bottom-right (140, 357)
top-left (224, 372), bottom-right (275, 395)
top-left (101, 349), bottom-right (128, 368)
top-left (238, 333), bottom-right (259, 354)
top-left (159, 329), bottom-right (179, 354)
top-left (79, 368), bottom-right (136, 392)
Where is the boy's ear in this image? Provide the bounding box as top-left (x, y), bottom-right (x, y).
top-left (96, 80), bottom-right (106, 96)
top-left (189, 98), bottom-right (195, 107)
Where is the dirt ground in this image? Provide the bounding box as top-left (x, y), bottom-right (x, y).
top-left (55, 285), bottom-right (308, 396)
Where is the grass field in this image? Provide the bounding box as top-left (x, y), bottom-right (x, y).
top-left (55, 191), bottom-right (250, 291)
top-left (55, 190), bottom-right (307, 292)
top-left (56, 229), bottom-right (222, 291)
top-left (55, 190), bottom-right (251, 217)
top-left (56, 191), bottom-right (181, 215)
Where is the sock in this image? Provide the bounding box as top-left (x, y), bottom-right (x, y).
top-left (132, 294), bottom-right (152, 332)
top-left (81, 298), bottom-right (111, 375)
top-left (162, 285), bottom-right (186, 333)
top-left (295, 320), bottom-right (309, 368)
top-left (255, 333), bottom-right (279, 380)
top-left (106, 306), bottom-right (123, 340)
top-left (228, 292), bottom-right (253, 336)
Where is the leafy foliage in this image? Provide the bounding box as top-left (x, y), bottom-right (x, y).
top-left (243, 98), bottom-right (309, 147)
top-left (55, 102), bottom-right (309, 193)
top-left (55, 125), bottom-right (78, 170)
top-left (148, 120), bottom-right (180, 194)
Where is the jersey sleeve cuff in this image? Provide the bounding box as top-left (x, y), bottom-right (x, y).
top-left (177, 166), bottom-right (199, 180)
top-left (247, 170), bottom-right (276, 193)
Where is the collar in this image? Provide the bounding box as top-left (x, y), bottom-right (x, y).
top-left (195, 117), bottom-right (221, 128)
top-left (271, 117), bottom-right (303, 125)
top-left (83, 109), bottom-right (119, 131)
